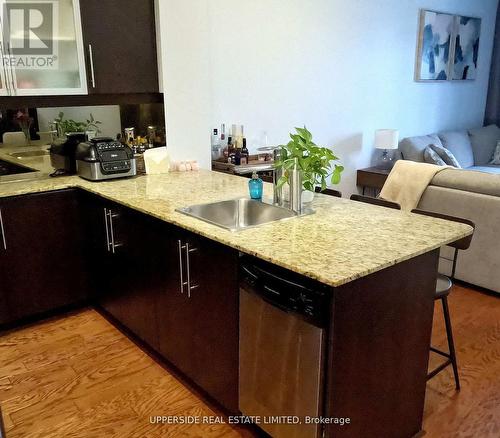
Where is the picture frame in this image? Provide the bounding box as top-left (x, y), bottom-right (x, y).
top-left (415, 9), bottom-right (482, 82)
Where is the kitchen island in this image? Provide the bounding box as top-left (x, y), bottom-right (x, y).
top-left (0, 152), bottom-right (472, 438)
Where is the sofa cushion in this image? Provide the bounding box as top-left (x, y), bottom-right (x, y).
top-left (490, 141), bottom-right (500, 164)
top-left (424, 146), bottom-right (446, 166)
top-left (467, 165), bottom-right (500, 174)
top-left (437, 131), bottom-right (475, 168)
top-left (399, 134), bottom-right (443, 162)
top-left (469, 124), bottom-right (500, 165)
top-left (431, 167), bottom-right (500, 197)
top-left (430, 144), bottom-right (461, 168)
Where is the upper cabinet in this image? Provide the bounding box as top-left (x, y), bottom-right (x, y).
top-left (0, 0), bottom-right (159, 97)
top-left (0, 0), bottom-right (88, 95)
top-left (79, 0), bottom-right (159, 94)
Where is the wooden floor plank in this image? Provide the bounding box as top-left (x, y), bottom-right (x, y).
top-left (0, 309), bottom-right (245, 437)
top-left (423, 284), bottom-right (500, 438)
top-left (0, 284), bottom-right (498, 438)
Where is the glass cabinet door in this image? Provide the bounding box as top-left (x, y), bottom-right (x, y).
top-left (0, 48), bottom-right (9, 95)
top-left (0, 16), bottom-right (10, 95)
top-left (0, 0), bottom-right (87, 95)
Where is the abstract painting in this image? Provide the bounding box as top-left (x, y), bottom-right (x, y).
top-left (416, 10), bottom-right (455, 81)
top-left (452, 16), bottom-right (482, 80)
top-left (416, 10), bottom-right (482, 82)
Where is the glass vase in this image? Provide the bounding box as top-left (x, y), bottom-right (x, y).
top-left (22, 128), bottom-right (31, 145)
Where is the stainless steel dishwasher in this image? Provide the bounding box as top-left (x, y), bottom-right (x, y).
top-left (239, 257), bottom-right (330, 438)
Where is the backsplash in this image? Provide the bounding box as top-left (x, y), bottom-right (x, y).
top-left (0, 103), bottom-right (166, 146)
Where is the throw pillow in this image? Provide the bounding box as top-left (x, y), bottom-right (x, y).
top-left (469, 125), bottom-right (500, 165)
top-left (437, 131), bottom-right (474, 168)
top-left (430, 144), bottom-right (462, 168)
top-left (399, 134), bottom-right (444, 162)
top-left (424, 146), bottom-right (446, 166)
top-left (490, 141), bottom-right (500, 165)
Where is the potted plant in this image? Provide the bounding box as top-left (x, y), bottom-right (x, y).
top-left (54, 112), bottom-right (102, 137)
top-left (274, 127), bottom-right (344, 203)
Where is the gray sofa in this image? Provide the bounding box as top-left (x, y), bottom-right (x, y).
top-left (399, 125), bottom-right (500, 294)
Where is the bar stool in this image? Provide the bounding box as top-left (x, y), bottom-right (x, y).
top-left (315, 187), bottom-right (342, 198)
top-left (412, 209), bottom-right (475, 391)
top-left (349, 194), bottom-right (401, 210)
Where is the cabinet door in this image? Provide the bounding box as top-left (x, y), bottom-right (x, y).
top-left (158, 231), bottom-right (239, 413)
top-left (0, 209), bottom-right (8, 324)
top-left (157, 231), bottom-right (196, 377)
top-left (87, 198), bottom-right (164, 351)
top-left (0, 189), bottom-right (88, 324)
top-left (111, 207), bottom-right (166, 351)
top-left (83, 197), bottom-right (124, 322)
top-left (187, 235), bottom-right (239, 413)
top-left (79, 0), bottom-right (159, 94)
top-left (1, 0), bottom-right (87, 95)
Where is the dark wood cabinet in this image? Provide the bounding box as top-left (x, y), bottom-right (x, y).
top-left (90, 199), bottom-right (240, 412)
top-left (85, 196), bottom-right (165, 352)
top-left (0, 224), bottom-right (8, 325)
top-left (0, 189), bottom-right (88, 325)
top-left (82, 194), bottom-right (240, 412)
top-left (158, 231), bottom-right (239, 413)
top-left (0, 189), bottom-right (239, 413)
top-left (79, 0), bottom-right (159, 95)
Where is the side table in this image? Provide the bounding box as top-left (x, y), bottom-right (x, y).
top-left (356, 167), bottom-right (390, 197)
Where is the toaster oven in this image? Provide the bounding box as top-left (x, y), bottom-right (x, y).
top-left (75, 138), bottom-right (136, 181)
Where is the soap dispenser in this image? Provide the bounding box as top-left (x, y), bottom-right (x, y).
top-left (249, 171), bottom-right (263, 200)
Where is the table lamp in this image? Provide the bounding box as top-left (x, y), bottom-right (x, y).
top-left (375, 129), bottom-right (399, 170)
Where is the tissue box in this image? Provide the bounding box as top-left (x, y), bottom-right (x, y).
top-left (144, 147), bottom-right (170, 174)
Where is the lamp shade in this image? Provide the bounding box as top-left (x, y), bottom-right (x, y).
top-left (374, 129), bottom-right (399, 150)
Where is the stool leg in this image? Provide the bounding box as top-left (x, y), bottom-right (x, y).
top-left (441, 296), bottom-right (460, 390)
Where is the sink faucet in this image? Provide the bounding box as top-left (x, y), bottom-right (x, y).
top-left (289, 159), bottom-right (302, 214)
top-left (273, 149), bottom-right (302, 214)
top-left (273, 148), bottom-right (284, 206)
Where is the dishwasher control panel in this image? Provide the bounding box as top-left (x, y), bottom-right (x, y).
top-left (240, 256), bottom-right (330, 327)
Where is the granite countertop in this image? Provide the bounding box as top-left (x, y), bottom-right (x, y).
top-left (0, 147), bottom-right (473, 287)
top-left (0, 143), bottom-right (53, 183)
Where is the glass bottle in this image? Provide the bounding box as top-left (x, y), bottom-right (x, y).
top-left (241, 138), bottom-right (249, 164)
top-left (249, 172), bottom-right (263, 200)
top-left (227, 136), bottom-right (236, 164)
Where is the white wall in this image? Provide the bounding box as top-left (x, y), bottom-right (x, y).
top-left (37, 105), bottom-right (121, 138)
top-left (156, 0), bottom-right (213, 168)
top-left (158, 0), bottom-right (498, 194)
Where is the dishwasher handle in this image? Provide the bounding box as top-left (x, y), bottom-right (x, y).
top-left (241, 260), bottom-right (311, 291)
top-left (240, 261), bottom-right (330, 328)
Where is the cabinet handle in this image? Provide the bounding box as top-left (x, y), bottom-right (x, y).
top-left (108, 209), bottom-right (116, 254)
top-left (0, 208), bottom-right (6, 251)
top-left (88, 44), bottom-right (96, 88)
top-left (185, 243), bottom-right (199, 298)
top-left (104, 208), bottom-right (111, 252)
top-left (178, 240), bottom-right (186, 294)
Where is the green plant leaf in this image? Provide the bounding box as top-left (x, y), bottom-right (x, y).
top-left (295, 126), bottom-right (312, 142)
top-left (274, 127), bottom-right (344, 191)
top-left (330, 165), bottom-right (344, 185)
top-left (276, 175), bottom-right (289, 190)
top-left (303, 180), bottom-right (314, 191)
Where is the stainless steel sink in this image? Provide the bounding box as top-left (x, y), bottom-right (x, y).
top-left (9, 150), bottom-right (49, 158)
top-left (177, 198), bottom-right (303, 231)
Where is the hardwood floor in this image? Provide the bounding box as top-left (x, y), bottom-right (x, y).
top-left (423, 284), bottom-right (500, 438)
top-left (0, 309), bottom-right (250, 438)
top-left (0, 283), bottom-right (498, 437)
